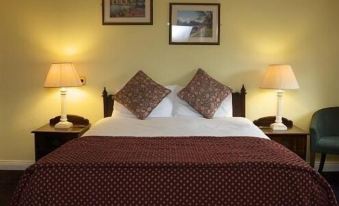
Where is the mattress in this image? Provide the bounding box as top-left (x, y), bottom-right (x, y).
top-left (84, 116), bottom-right (268, 139)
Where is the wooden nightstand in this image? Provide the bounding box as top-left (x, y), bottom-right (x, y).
top-left (32, 115), bottom-right (90, 161)
top-left (260, 126), bottom-right (308, 160)
top-left (254, 116), bottom-right (308, 160)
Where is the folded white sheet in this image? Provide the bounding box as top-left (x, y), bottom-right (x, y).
top-left (84, 117), bottom-right (268, 139)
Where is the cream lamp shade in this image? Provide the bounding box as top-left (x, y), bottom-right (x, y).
top-left (44, 63), bottom-right (82, 129)
top-left (44, 63), bottom-right (82, 88)
top-left (260, 64), bottom-right (299, 131)
top-left (260, 64), bottom-right (299, 90)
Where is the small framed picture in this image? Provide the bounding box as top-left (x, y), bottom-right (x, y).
top-left (169, 3), bottom-right (220, 45)
top-left (102, 0), bottom-right (153, 25)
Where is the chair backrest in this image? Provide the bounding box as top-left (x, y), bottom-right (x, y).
top-left (311, 107), bottom-right (339, 136)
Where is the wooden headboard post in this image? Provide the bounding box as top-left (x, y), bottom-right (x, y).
top-left (102, 85), bottom-right (247, 118)
top-left (103, 87), bottom-right (114, 118)
top-left (232, 85), bottom-right (246, 117)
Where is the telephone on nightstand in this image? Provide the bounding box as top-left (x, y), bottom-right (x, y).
top-left (253, 116), bottom-right (293, 128)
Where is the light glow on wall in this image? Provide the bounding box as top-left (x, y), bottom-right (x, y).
top-left (67, 88), bottom-right (87, 103)
top-left (64, 46), bottom-right (78, 56)
top-left (254, 37), bottom-right (291, 60)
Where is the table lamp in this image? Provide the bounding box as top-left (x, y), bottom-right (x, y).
top-left (260, 64), bottom-right (299, 130)
top-left (44, 63), bottom-right (82, 129)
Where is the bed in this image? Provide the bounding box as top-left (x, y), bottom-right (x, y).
top-left (11, 85), bottom-right (337, 206)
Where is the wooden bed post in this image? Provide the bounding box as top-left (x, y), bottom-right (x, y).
top-left (232, 84), bottom-right (246, 117)
top-left (103, 87), bottom-right (114, 118)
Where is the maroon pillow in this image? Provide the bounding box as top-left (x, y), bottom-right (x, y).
top-left (115, 71), bottom-right (171, 120)
top-left (178, 69), bottom-right (231, 119)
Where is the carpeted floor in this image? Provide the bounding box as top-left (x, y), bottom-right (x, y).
top-left (323, 172), bottom-right (339, 200)
top-left (1, 170), bottom-right (338, 205)
top-left (0, 171), bottom-right (23, 206)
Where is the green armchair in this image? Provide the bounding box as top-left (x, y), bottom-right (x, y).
top-left (310, 107), bottom-right (339, 172)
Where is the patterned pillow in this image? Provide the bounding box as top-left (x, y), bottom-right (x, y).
top-left (177, 69), bottom-right (232, 119)
top-left (115, 71), bottom-right (171, 120)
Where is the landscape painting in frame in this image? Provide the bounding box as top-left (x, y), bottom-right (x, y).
top-left (103, 0), bottom-right (153, 25)
top-left (169, 3), bottom-right (220, 45)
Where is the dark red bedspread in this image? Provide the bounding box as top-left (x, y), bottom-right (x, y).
top-left (11, 136), bottom-right (337, 206)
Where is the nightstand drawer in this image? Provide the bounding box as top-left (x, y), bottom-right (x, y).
top-left (34, 134), bottom-right (78, 157)
top-left (269, 134), bottom-right (307, 159)
top-left (260, 126), bottom-right (308, 160)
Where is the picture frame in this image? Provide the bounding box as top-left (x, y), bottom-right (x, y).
top-left (169, 3), bottom-right (220, 45)
top-left (102, 0), bottom-right (153, 25)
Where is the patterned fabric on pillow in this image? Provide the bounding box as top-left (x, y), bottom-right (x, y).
top-left (115, 71), bottom-right (171, 120)
top-left (112, 85), bottom-right (177, 119)
top-left (177, 69), bottom-right (231, 119)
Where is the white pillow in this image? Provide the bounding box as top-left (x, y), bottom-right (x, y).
top-left (214, 94), bottom-right (233, 118)
top-left (173, 86), bottom-right (233, 118)
top-left (112, 85), bottom-right (176, 118)
top-left (112, 102), bottom-right (136, 118)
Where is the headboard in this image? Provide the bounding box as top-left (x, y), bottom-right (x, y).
top-left (102, 85), bottom-right (247, 118)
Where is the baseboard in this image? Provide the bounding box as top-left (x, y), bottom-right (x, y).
top-left (0, 160), bottom-right (35, 170)
top-left (314, 161), bottom-right (339, 172)
top-left (0, 160), bottom-right (338, 171)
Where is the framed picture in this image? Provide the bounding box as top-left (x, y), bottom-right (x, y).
top-left (169, 3), bottom-right (220, 45)
top-left (102, 0), bottom-right (153, 25)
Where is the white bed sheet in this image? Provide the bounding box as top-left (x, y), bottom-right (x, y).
top-left (84, 117), bottom-right (269, 139)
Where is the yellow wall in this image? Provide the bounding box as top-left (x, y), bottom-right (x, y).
top-left (1, 0), bottom-right (339, 161)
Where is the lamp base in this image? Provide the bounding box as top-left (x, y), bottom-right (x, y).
top-left (55, 121), bottom-right (73, 129)
top-left (270, 122), bottom-right (288, 131)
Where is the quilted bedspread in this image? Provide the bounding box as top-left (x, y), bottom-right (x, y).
top-left (11, 136), bottom-right (337, 206)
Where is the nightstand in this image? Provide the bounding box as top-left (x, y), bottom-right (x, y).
top-left (32, 115), bottom-right (90, 161)
top-left (254, 116), bottom-right (308, 160)
top-left (260, 126), bottom-right (308, 160)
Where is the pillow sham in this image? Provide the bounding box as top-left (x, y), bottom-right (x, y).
top-left (173, 86), bottom-right (233, 118)
top-left (213, 94), bottom-right (233, 118)
top-left (114, 71), bottom-right (171, 120)
top-left (113, 85), bottom-right (176, 118)
top-left (177, 69), bottom-right (232, 119)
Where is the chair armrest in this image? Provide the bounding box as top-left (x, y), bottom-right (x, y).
top-left (310, 112), bottom-right (323, 142)
top-left (309, 127), bottom-right (320, 151)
